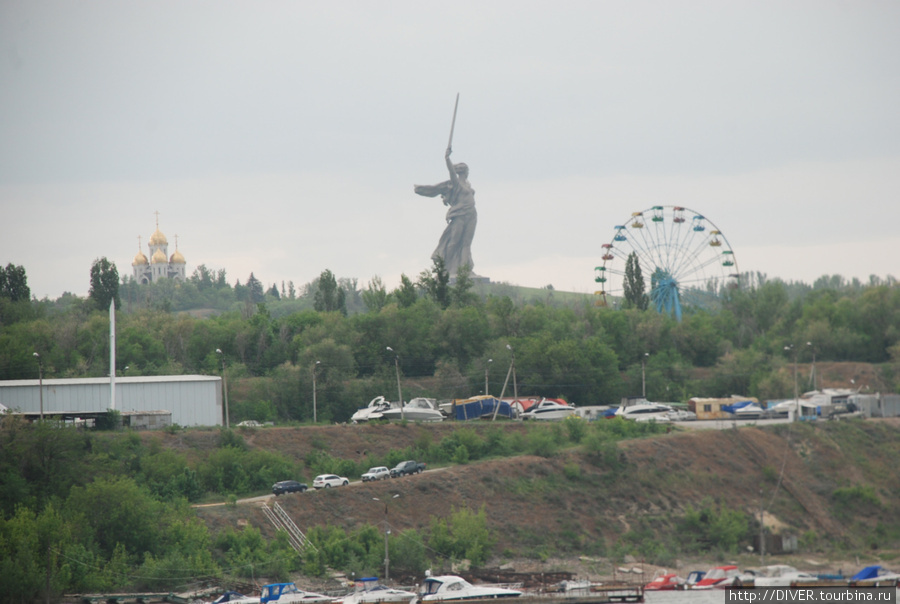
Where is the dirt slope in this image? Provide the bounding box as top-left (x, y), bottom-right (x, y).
top-left (189, 419), bottom-right (900, 580)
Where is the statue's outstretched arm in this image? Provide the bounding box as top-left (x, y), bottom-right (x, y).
top-left (445, 147), bottom-right (459, 187)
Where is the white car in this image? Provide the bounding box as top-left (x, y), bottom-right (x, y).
top-left (361, 466), bottom-right (390, 482)
top-left (313, 474), bottom-right (349, 489)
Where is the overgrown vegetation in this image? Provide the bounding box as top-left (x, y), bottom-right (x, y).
top-left (0, 415), bottom-right (671, 600)
top-left (4, 265), bottom-right (900, 426)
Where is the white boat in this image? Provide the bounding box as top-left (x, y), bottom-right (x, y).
top-left (752, 565), bottom-right (819, 587)
top-left (418, 575), bottom-right (521, 601)
top-left (519, 398), bottom-right (576, 421)
top-left (616, 402), bottom-right (674, 422)
top-left (379, 398), bottom-right (444, 422)
top-left (260, 583), bottom-right (335, 604)
top-left (733, 402), bottom-right (766, 420)
top-left (350, 396), bottom-right (394, 423)
top-left (338, 577), bottom-right (416, 604)
top-left (211, 591), bottom-right (260, 604)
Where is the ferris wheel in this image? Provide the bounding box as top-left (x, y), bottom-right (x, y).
top-left (595, 206), bottom-right (740, 319)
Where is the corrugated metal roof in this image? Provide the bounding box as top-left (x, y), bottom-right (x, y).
top-left (0, 375), bottom-right (220, 387)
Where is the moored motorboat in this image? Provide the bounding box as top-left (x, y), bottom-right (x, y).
top-left (211, 591), bottom-right (260, 604)
top-left (692, 565), bottom-right (740, 589)
top-left (851, 565), bottom-right (900, 585)
top-left (260, 583), bottom-right (335, 604)
top-left (418, 574), bottom-right (522, 601)
top-left (519, 398), bottom-right (576, 421)
top-left (379, 398), bottom-right (444, 422)
top-left (752, 565), bottom-right (819, 587)
top-left (616, 402), bottom-right (675, 423)
top-left (337, 577), bottom-right (416, 604)
top-left (644, 572), bottom-right (686, 591)
top-left (351, 396), bottom-right (394, 423)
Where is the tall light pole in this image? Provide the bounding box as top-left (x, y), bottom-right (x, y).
top-left (484, 358), bottom-right (492, 396)
top-left (373, 494), bottom-right (400, 581)
top-left (216, 349), bottom-right (230, 429)
top-left (493, 346), bottom-right (515, 421)
top-left (641, 352), bottom-right (649, 399)
top-left (386, 347), bottom-right (404, 421)
top-left (806, 341), bottom-right (816, 391)
top-left (785, 345), bottom-right (798, 420)
top-left (33, 352), bottom-right (43, 420)
top-left (506, 344), bottom-right (517, 404)
top-left (312, 360), bottom-right (321, 423)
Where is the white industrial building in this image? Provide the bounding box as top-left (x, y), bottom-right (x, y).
top-left (0, 375), bottom-right (223, 427)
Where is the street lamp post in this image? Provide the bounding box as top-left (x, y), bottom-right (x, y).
top-left (33, 352), bottom-right (43, 420)
top-left (373, 494), bottom-right (400, 581)
top-left (312, 360), bottom-right (321, 423)
top-left (484, 358), bottom-right (492, 396)
top-left (386, 347), bottom-right (404, 421)
top-left (641, 352), bottom-right (649, 399)
top-left (506, 344), bottom-right (517, 404)
top-left (807, 341), bottom-right (816, 391)
top-left (216, 349), bottom-right (230, 429)
top-left (785, 345), bottom-right (798, 420)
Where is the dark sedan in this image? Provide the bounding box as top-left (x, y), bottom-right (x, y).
top-left (272, 480), bottom-right (308, 496)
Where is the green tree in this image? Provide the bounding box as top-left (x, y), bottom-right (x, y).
top-left (623, 253), bottom-right (648, 310)
top-left (394, 274), bottom-right (418, 309)
top-left (451, 264), bottom-right (478, 307)
top-left (427, 505), bottom-right (495, 566)
top-left (419, 257), bottom-right (451, 309)
top-left (314, 269), bottom-right (347, 315)
top-left (362, 276), bottom-right (389, 313)
top-left (0, 263), bottom-right (31, 302)
top-left (189, 264), bottom-right (215, 290)
top-left (89, 257), bottom-right (120, 310)
top-left (246, 273), bottom-right (265, 304)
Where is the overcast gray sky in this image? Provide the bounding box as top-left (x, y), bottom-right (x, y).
top-left (2, 0), bottom-right (899, 300)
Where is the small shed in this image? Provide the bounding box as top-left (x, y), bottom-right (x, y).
top-left (688, 395), bottom-right (759, 420)
top-left (851, 393), bottom-right (900, 418)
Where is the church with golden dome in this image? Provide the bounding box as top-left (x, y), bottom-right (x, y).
top-left (132, 214), bottom-right (187, 284)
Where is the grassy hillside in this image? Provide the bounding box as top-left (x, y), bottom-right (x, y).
top-left (190, 418), bottom-right (900, 579)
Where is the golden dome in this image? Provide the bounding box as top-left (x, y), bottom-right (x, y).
top-left (132, 250), bottom-right (149, 266)
top-left (170, 249), bottom-right (186, 264)
top-left (151, 249), bottom-right (167, 264)
top-left (149, 228), bottom-right (167, 246)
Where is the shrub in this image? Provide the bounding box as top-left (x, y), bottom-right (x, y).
top-left (677, 499), bottom-right (750, 553)
top-left (452, 444), bottom-right (470, 465)
top-left (563, 415), bottom-right (588, 443)
top-left (525, 429), bottom-right (558, 458)
top-left (832, 485), bottom-right (881, 513)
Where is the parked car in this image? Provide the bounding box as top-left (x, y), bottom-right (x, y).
top-left (313, 474), bottom-right (349, 489)
top-left (361, 466), bottom-right (391, 482)
top-left (272, 480), bottom-right (308, 496)
top-left (237, 420), bottom-right (262, 427)
top-left (390, 460), bottom-right (426, 477)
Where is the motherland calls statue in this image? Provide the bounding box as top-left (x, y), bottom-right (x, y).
top-left (413, 94), bottom-right (477, 278)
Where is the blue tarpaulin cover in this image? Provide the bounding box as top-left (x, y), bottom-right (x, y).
top-left (851, 566), bottom-right (881, 581)
top-left (453, 396), bottom-right (514, 420)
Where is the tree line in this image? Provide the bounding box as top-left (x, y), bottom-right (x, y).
top-left (1, 259), bottom-right (899, 424)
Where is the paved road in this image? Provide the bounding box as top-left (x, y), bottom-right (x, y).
top-left (193, 467), bottom-right (445, 508)
top-left (672, 417), bottom-right (793, 430)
